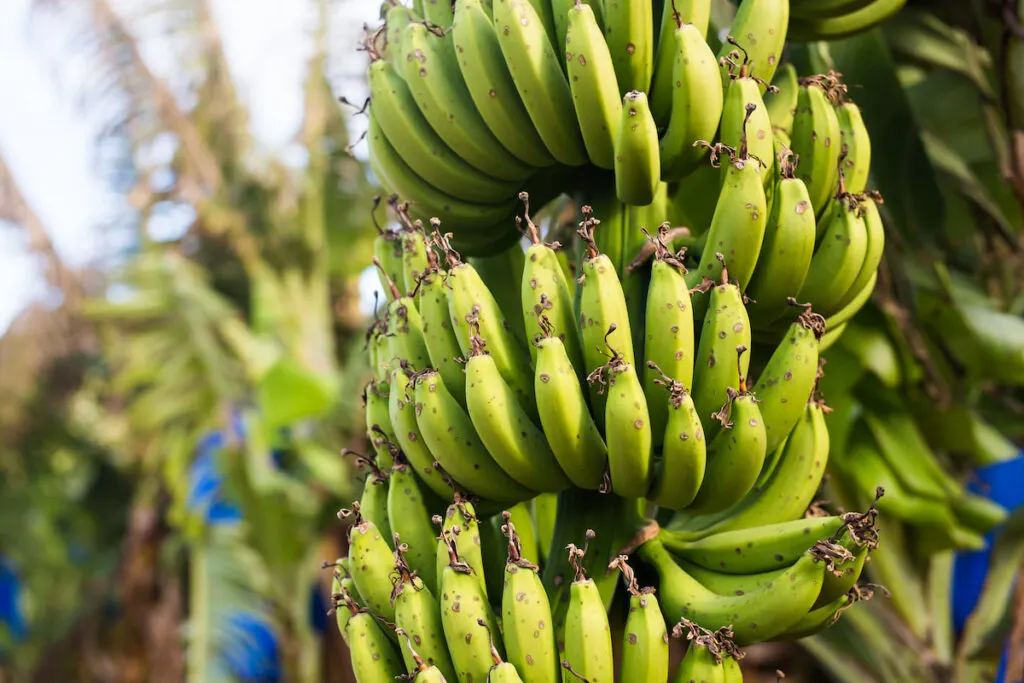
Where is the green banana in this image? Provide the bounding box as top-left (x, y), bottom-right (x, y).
top-left (344, 600), bottom-right (405, 681)
top-left (532, 493), bottom-right (558, 565)
top-left (553, 0), bottom-right (604, 59)
top-left (492, 0), bottom-right (589, 166)
top-left (381, 265), bottom-right (432, 371)
top-left (533, 326), bottom-right (608, 491)
top-left (661, 514), bottom-right (847, 574)
top-left (610, 556), bottom-right (669, 683)
top-left (400, 227), bottom-right (431, 295)
top-left (601, 0), bottom-right (654, 94)
top-left (650, 0), bottom-right (712, 126)
top-left (752, 311), bottom-right (823, 453)
top-left (670, 622), bottom-right (727, 683)
top-left (832, 193), bottom-right (884, 312)
top-left (374, 227), bottom-right (405, 302)
top-left (640, 538), bottom-right (828, 645)
top-left (353, 451), bottom-right (393, 547)
top-left (469, 242), bottom-right (529, 346)
top-left (367, 114), bottom-right (516, 232)
top-left (721, 654), bottom-right (744, 682)
top-left (686, 129), bottom-right (769, 303)
top-left (683, 358), bottom-right (767, 515)
top-left (422, 0), bottom-right (455, 27)
top-left (717, 0), bottom-right (789, 89)
top-left (576, 209), bottom-right (636, 422)
top-left (561, 536), bottom-right (615, 683)
top-left (365, 380), bottom-right (397, 470)
top-left (769, 593), bottom-right (853, 641)
top-left (797, 193), bottom-right (869, 317)
top-left (416, 244), bottom-right (468, 405)
top-left (764, 62), bottom-right (798, 138)
top-left (745, 153), bottom-right (818, 326)
top-left (395, 628), bottom-right (451, 683)
top-left (647, 367), bottom-right (706, 510)
top-left (441, 240), bottom-right (536, 418)
top-left (389, 367), bottom-right (453, 502)
top-left (500, 517), bottom-right (560, 683)
top-left (790, 77), bottom-right (842, 216)
top-left (520, 204), bottom-right (585, 375)
top-left (329, 560), bottom-right (356, 644)
top-left (837, 100), bottom-right (871, 195)
top-left (393, 549), bottom-right (459, 682)
top-left (435, 495), bottom-right (489, 599)
top-left (589, 334), bottom-right (653, 498)
top-left (788, 0), bottom-right (908, 42)
top-left (564, 1), bottom-right (621, 169)
top-left (718, 61), bottom-right (775, 186)
top-left (689, 259), bottom-right (752, 443)
top-left (412, 369), bottom-right (535, 504)
top-left (642, 233), bottom-right (695, 444)
top-left (439, 530), bottom-right (506, 683)
top-left (657, 20), bottom-right (723, 180)
top-left (348, 513), bottom-right (400, 622)
top-left (614, 91), bottom-right (660, 206)
top-left (822, 271), bottom-right (876, 331)
top-left (791, 0), bottom-right (879, 19)
top-left (452, 0), bottom-right (556, 168)
top-left (384, 4), bottom-right (420, 65)
top-left (389, 457), bottom-right (442, 590)
top-left (398, 21), bottom-right (533, 181)
top-left (368, 58), bottom-right (518, 204)
top-left (464, 328), bottom-right (571, 493)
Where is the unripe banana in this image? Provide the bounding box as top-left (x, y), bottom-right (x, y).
top-left (442, 239), bottom-right (537, 419)
top-left (610, 556), bottom-right (669, 683)
top-left (413, 369), bottom-right (535, 504)
top-left (752, 310), bottom-right (823, 454)
top-left (353, 452), bottom-right (393, 547)
top-left (650, 0), bottom-right (712, 126)
top-left (797, 193), bottom-right (869, 317)
top-left (670, 623), bottom-right (727, 683)
top-left (640, 538), bottom-right (828, 644)
top-left (683, 362), bottom-right (767, 515)
top-left (565, 1), bottom-right (622, 170)
top-left (469, 242), bottom-right (529, 346)
top-left (374, 228), bottom-right (405, 302)
top-left (689, 260), bottom-right (752, 443)
top-left (647, 367), bottom-right (706, 511)
top-left (439, 530), bottom-right (505, 683)
top-left (384, 4), bottom-right (419, 65)
top-left (367, 58), bottom-right (519, 204)
top-left (464, 329), bottom-right (571, 493)
top-left (380, 263), bottom-right (432, 371)
top-left (641, 232), bottom-right (695, 444)
top-left (657, 21), bottom-right (723, 181)
top-left (837, 99), bottom-right (871, 195)
top-left (395, 629), bottom-right (451, 683)
top-left (365, 380), bottom-right (397, 469)
top-left (347, 512), bottom-right (400, 622)
top-left (452, 0), bottom-right (556, 168)
top-left (401, 228), bottom-right (431, 294)
top-left (769, 593), bottom-right (852, 641)
top-left (500, 516), bottom-right (560, 683)
top-left (399, 21), bottom-right (533, 181)
top-left (344, 600), bottom-right (405, 681)
top-left (534, 327), bottom-right (608, 491)
top-left (576, 209), bottom-right (635, 422)
top-left (422, 0), bottom-right (455, 27)
top-left (721, 654), bottom-right (744, 682)
top-left (434, 496), bottom-right (489, 599)
top-left (614, 91), bottom-right (660, 206)
top-left (561, 536), bottom-right (614, 683)
top-left (831, 193), bottom-right (884, 312)
top-left (393, 549), bottom-right (459, 682)
top-left (601, 0), bottom-right (653, 94)
top-left (389, 459), bottom-right (443, 590)
top-left (719, 62), bottom-right (775, 186)
top-left (590, 334), bottom-right (653, 498)
top-left (520, 203), bottom-right (585, 376)
top-left (553, 0), bottom-right (604, 56)
top-left (417, 238), bottom-right (468, 405)
top-left (716, 0), bottom-right (789, 90)
top-left (329, 561), bottom-right (356, 644)
top-left (745, 152), bottom-right (818, 326)
top-left (492, 0), bottom-right (589, 166)
top-left (790, 77), bottom-right (842, 216)
top-left (389, 367), bottom-right (454, 502)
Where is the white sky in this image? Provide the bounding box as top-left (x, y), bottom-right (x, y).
top-left (0, 0), bottom-right (380, 334)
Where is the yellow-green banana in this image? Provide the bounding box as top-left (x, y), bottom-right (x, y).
top-left (412, 369), bottom-right (535, 504)
top-left (399, 21), bottom-right (533, 181)
top-left (354, 452), bottom-right (393, 547)
top-left (344, 599), bottom-right (404, 681)
top-left (832, 193), bottom-right (884, 312)
top-left (400, 228), bottom-right (431, 295)
top-left (365, 380), bottom-right (397, 469)
top-left (417, 243), bottom-right (468, 405)
top-left (601, 0), bottom-right (653, 94)
top-left (434, 495), bottom-right (489, 599)
top-left (614, 91), bottom-right (660, 206)
top-left (422, 0), bottom-right (455, 27)
top-left (368, 58), bottom-right (519, 203)
top-left (348, 513), bottom-right (399, 622)
top-left (837, 99), bottom-right (871, 195)
top-left (464, 331), bottom-right (571, 493)
top-left (650, 0), bottom-right (712, 126)
top-left (790, 77), bottom-right (842, 216)
top-left (657, 21), bottom-right (723, 181)
top-left (670, 624), bottom-right (727, 683)
top-left (389, 457), bottom-right (442, 590)
top-left (610, 556), bottom-right (669, 683)
top-left (562, 538), bottom-right (615, 682)
top-left (374, 227), bottom-right (405, 302)
top-left (565, 1), bottom-right (622, 169)
top-left (641, 234), bottom-right (695, 444)
top-left (716, 0), bottom-right (789, 90)
top-left (469, 242), bottom-right (529, 345)
top-left (395, 628), bottom-right (451, 683)
top-left (798, 193), bottom-right (869, 317)
top-left (393, 550), bottom-right (459, 681)
top-left (719, 63), bottom-right (775, 185)
top-left (389, 367), bottom-right (454, 503)
top-left (764, 62), bottom-right (798, 138)
top-left (647, 367), bottom-right (706, 510)
top-left (492, 0), bottom-right (589, 166)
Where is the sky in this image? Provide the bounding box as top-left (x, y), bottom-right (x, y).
top-left (0, 0), bottom-right (380, 334)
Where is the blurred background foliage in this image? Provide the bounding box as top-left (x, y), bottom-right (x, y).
top-left (0, 0), bottom-right (1022, 682)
